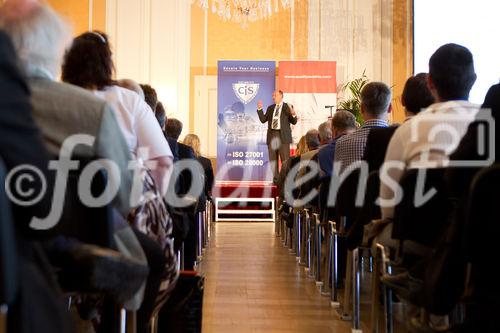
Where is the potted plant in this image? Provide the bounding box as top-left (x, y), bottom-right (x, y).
top-left (337, 70), bottom-right (369, 125)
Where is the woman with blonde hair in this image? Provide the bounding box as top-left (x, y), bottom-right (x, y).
top-left (295, 135), bottom-right (309, 157)
top-left (183, 134), bottom-right (214, 199)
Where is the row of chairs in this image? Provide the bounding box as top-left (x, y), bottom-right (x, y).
top-left (194, 199), bottom-right (214, 269)
top-left (0, 155), bottom-right (215, 333)
top-left (275, 164), bottom-right (500, 333)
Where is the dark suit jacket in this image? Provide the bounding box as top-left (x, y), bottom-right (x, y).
top-left (257, 103), bottom-right (298, 144)
top-left (198, 156), bottom-right (214, 197)
top-left (0, 32), bottom-right (54, 234)
top-left (165, 137), bottom-right (180, 163)
top-left (0, 31), bottom-right (73, 333)
top-left (362, 125), bottom-right (399, 172)
top-left (164, 135), bottom-right (204, 208)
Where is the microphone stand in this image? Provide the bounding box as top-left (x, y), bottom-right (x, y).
top-left (325, 105), bottom-right (335, 118)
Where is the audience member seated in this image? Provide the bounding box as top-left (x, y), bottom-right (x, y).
top-left (376, 44), bottom-right (479, 331)
top-left (63, 31), bottom-right (179, 333)
top-left (318, 121), bottom-right (333, 147)
top-left (183, 134), bottom-right (215, 201)
top-left (61, 31), bottom-right (173, 195)
top-left (317, 110), bottom-right (356, 178)
top-left (334, 82), bottom-right (391, 174)
top-left (295, 129), bottom-right (321, 206)
top-left (444, 84), bottom-right (500, 333)
top-left (155, 101), bottom-right (167, 130)
top-left (380, 43), bottom-right (479, 221)
top-left (0, 7), bottom-right (134, 217)
top-left (140, 84), bottom-right (167, 130)
top-left (363, 73), bottom-right (435, 172)
top-left (447, 83), bottom-right (500, 199)
top-left (164, 118), bottom-right (200, 270)
top-left (278, 135), bottom-right (308, 204)
top-left (0, 28), bottom-right (72, 332)
top-left (117, 78), bottom-right (145, 100)
top-left (300, 129), bottom-right (320, 160)
top-left (140, 84), bottom-right (158, 111)
top-left (0, 5), bottom-right (175, 333)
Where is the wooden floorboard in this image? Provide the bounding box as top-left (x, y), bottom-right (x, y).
top-left (199, 222), bottom-right (352, 333)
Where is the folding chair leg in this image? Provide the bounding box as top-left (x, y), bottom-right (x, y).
top-left (370, 252), bottom-right (381, 333)
top-left (197, 213), bottom-right (203, 262)
top-left (338, 251), bottom-right (353, 321)
top-left (203, 209), bottom-right (209, 248)
top-left (300, 211), bottom-right (307, 266)
top-left (309, 219), bottom-right (316, 279)
top-left (0, 305), bottom-right (8, 333)
top-left (296, 212), bottom-right (302, 261)
top-left (315, 215), bottom-right (323, 286)
top-left (375, 244), bottom-right (394, 333)
top-left (305, 212), bottom-right (312, 271)
top-left (150, 314), bottom-right (158, 333)
top-left (120, 309), bottom-right (127, 333)
top-left (352, 248), bottom-right (362, 331)
top-left (329, 222), bottom-right (340, 307)
top-left (126, 311), bottom-right (136, 333)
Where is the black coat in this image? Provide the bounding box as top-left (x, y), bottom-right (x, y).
top-left (257, 103), bottom-right (298, 144)
top-left (198, 155), bottom-right (214, 197)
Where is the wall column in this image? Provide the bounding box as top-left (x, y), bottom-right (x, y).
top-left (106, 0), bottom-right (191, 135)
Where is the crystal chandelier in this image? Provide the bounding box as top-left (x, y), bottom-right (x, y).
top-left (194, 0), bottom-right (294, 28)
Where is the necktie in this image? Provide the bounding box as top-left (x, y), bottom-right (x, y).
top-left (272, 104), bottom-right (280, 129)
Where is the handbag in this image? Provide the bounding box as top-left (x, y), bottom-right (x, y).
top-left (158, 271), bottom-right (205, 333)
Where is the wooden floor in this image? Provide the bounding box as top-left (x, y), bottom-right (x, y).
top-left (199, 222), bottom-right (352, 333)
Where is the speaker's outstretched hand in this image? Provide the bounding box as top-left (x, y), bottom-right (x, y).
top-left (257, 100), bottom-right (263, 110)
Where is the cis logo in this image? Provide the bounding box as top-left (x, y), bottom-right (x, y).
top-left (233, 81), bottom-right (260, 104)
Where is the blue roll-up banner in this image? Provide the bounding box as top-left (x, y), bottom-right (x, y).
top-left (217, 61), bottom-right (276, 182)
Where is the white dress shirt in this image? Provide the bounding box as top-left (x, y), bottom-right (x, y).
top-left (94, 85), bottom-right (173, 161)
top-left (271, 103), bottom-right (282, 130)
top-left (379, 100), bottom-right (479, 219)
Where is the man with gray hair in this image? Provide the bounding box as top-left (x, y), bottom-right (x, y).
top-left (318, 121), bottom-right (333, 146)
top-left (304, 129), bottom-right (320, 151)
top-left (318, 110), bottom-right (357, 178)
top-left (334, 82), bottom-right (391, 173)
top-left (0, 1), bottom-right (154, 326)
top-left (0, 1), bottom-right (134, 215)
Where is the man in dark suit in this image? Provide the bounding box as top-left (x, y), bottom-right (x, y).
top-left (257, 90), bottom-right (298, 183)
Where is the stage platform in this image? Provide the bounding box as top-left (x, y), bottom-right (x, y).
top-left (213, 181), bottom-right (278, 222)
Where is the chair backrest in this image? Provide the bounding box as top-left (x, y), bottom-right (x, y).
top-left (318, 176), bottom-right (333, 222)
top-left (346, 170), bottom-right (381, 250)
top-left (335, 168), bottom-right (367, 230)
top-left (364, 170), bottom-right (382, 220)
top-left (465, 164), bottom-right (500, 265)
top-left (52, 160), bottom-right (114, 248)
top-left (392, 168), bottom-right (449, 247)
top-left (297, 153), bottom-right (320, 209)
top-left (0, 158), bottom-right (18, 306)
